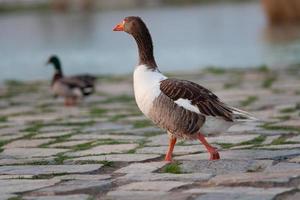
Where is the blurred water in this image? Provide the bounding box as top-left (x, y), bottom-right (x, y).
top-left (1, 2), bottom-right (300, 81)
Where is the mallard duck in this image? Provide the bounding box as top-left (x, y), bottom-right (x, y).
top-left (113, 16), bottom-right (257, 161)
top-left (46, 55), bottom-right (96, 106)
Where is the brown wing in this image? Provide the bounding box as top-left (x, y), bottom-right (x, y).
top-left (60, 77), bottom-right (86, 89)
top-left (160, 78), bottom-right (233, 121)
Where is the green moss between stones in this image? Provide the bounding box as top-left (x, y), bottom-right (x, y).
top-left (261, 123), bottom-right (300, 133)
top-left (90, 107), bottom-right (108, 117)
top-left (133, 120), bottom-right (153, 128)
top-left (102, 94), bottom-right (134, 103)
top-left (54, 153), bottom-right (70, 165)
top-left (7, 196), bottom-right (23, 200)
top-left (240, 96), bottom-right (258, 107)
top-left (257, 64), bottom-right (269, 73)
top-left (72, 142), bottom-right (95, 151)
top-left (204, 66), bottom-right (227, 75)
top-left (276, 115), bottom-right (291, 121)
top-left (239, 135), bottom-right (266, 146)
top-left (262, 74), bottom-right (277, 88)
top-left (218, 135), bottom-right (266, 149)
top-left (162, 161), bottom-right (182, 174)
top-left (0, 116), bottom-right (8, 122)
top-left (270, 136), bottom-right (291, 145)
top-left (280, 107), bottom-right (297, 113)
top-left (108, 114), bottom-right (127, 122)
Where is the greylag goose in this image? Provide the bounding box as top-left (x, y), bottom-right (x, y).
top-left (113, 16), bottom-right (256, 161)
top-left (46, 55), bottom-right (96, 106)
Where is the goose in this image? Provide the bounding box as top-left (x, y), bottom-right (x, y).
top-left (113, 16), bottom-right (256, 161)
top-left (46, 55), bottom-right (96, 106)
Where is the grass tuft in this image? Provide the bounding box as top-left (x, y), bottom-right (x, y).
top-left (0, 116), bottom-right (8, 122)
top-left (261, 123), bottom-right (300, 133)
top-left (54, 153), bottom-right (70, 165)
top-left (240, 96), bottom-right (258, 107)
top-left (239, 135), bottom-right (266, 146)
top-left (102, 95), bottom-right (134, 103)
top-left (162, 161), bottom-right (182, 174)
top-left (262, 74), bottom-right (277, 88)
top-left (204, 66), bottom-right (226, 75)
top-left (133, 120), bottom-right (153, 128)
top-left (280, 107), bottom-right (296, 113)
top-left (257, 64), bottom-right (269, 73)
top-left (90, 107), bottom-right (108, 117)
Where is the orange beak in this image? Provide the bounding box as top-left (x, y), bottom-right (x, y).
top-left (113, 22), bottom-right (124, 31)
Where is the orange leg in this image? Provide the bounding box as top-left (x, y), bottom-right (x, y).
top-left (70, 97), bottom-right (77, 106)
top-left (64, 98), bottom-right (70, 106)
top-left (198, 133), bottom-right (220, 160)
top-left (165, 137), bottom-right (177, 162)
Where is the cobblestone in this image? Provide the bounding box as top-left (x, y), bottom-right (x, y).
top-left (1, 69), bottom-right (300, 199)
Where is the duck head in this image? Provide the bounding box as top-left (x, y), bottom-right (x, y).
top-left (113, 16), bottom-right (157, 69)
top-left (46, 55), bottom-right (62, 74)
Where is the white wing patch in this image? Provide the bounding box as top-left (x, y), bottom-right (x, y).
top-left (72, 88), bottom-right (83, 97)
top-left (174, 98), bottom-right (200, 114)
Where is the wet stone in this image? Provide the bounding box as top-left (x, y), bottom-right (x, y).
top-left (0, 126), bottom-right (26, 136)
top-left (0, 175), bottom-right (34, 179)
top-left (117, 181), bottom-right (191, 192)
top-left (187, 187), bottom-right (293, 200)
top-left (115, 127), bottom-right (162, 136)
top-left (115, 162), bottom-right (167, 174)
top-left (289, 156), bottom-right (300, 163)
top-left (147, 135), bottom-right (169, 146)
top-left (259, 144), bottom-right (300, 149)
top-left (0, 148), bottom-right (68, 159)
top-left (265, 162), bottom-right (300, 172)
top-left (49, 140), bottom-right (93, 148)
top-left (83, 122), bottom-right (132, 132)
top-left (0, 106), bottom-right (33, 116)
top-left (4, 139), bottom-right (54, 148)
top-left (136, 145), bottom-right (205, 155)
top-left (262, 135), bottom-right (281, 145)
top-left (273, 120), bottom-right (300, 128)
top-left (106, 191), bottom-right (190, 200)
top-left (0, 157), bottom-right (54, 166)
top-left (120, 172), bottom-right (213, 182)
top-left (67, 144), bottom-right (139, 157)
top-left (34, 131), bottom-right (73, 138)
top-left (24, 194), bottom-right (90, 200)
top-left (33, 180), bottom-right (111, 194)
top-left (286, 135), bottom-right (300, 143)
top-left (0, 179), bottom-right (60, 195)
top-left (72, 153), bottom-right (160, 162)
top-left (174, 149), bottom-right (300, 161)
top-left (9, 114), bottom-right (62, 124)
top-left (56, 174), bottom-right (111, 181)
top-left (208, 170), bottom-right (300, 186)
top-left (207, 134), bottom-right (260, 144)
top-left (70, 134), bottom-right (144, 141)
top-left (0, 164), bottom-right (102, 175)
top-left (179, 160), bottom-right (272, 175)
top-left (40, 126), bottom-right (75, 133)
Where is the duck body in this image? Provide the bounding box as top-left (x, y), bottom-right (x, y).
top-left (114, 16), bottom-right (256, 161)
top-left (47, 55), bottom-right (96, 106)
top-left (133, 64), bottom-right (244, 140)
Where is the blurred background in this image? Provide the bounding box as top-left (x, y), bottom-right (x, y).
top-left (0, 0), bottom-right (300, 82)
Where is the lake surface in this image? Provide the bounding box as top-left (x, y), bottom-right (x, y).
top-left (1, 2), bottom-right (300, 81)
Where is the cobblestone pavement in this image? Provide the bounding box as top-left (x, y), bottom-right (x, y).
top-left (0, 66), bottom-right (300, 200)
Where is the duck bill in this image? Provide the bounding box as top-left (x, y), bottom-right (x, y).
top-left (113, 22), bottom-right (124, 31)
